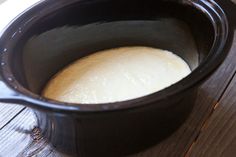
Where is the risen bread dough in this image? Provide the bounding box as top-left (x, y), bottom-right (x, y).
top-left (43, 46), bottom-right (191, 104)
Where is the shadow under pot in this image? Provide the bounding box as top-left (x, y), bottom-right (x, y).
top-left (0, 0), bottom-right (232, 156)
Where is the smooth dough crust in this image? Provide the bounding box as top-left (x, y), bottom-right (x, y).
top-left (43, 46), bottom-right (191, 104)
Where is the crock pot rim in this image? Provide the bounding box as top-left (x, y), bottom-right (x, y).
top-left (0, 0), bottom-right (231, 112)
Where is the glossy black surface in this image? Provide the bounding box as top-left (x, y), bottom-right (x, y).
top-left (0, 0), bottom-right (233, 156)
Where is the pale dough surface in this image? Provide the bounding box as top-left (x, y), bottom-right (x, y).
top-left (43, 46), bottom-right (191, 104)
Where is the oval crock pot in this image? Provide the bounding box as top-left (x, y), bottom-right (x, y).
top-left (0, 0), bottom-right (233, 156)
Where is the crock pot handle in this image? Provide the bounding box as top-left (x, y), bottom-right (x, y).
top-left (0, 76), bottom-right (21, 103)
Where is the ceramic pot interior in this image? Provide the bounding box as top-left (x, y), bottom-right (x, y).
top-left (10, 0), bottom-right (215, 95)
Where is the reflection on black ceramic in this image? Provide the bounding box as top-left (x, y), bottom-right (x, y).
top-left (0, 0), bottom-right (233, 156)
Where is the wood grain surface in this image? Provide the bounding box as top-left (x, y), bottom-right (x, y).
top-left (0, 104), bottom-right (24, 129)
top-left (189, 72), bottom-right (236, 157)
top-left (0, 108), bottom-right (64, 157)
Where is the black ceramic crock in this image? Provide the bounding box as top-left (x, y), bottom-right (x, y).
top-left (0, 0), bottom-right (234, 156)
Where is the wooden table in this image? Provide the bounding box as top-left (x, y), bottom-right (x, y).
top-left (1, 0), bottom-right (236, 157)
